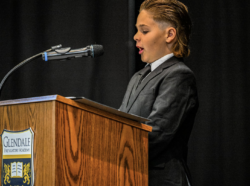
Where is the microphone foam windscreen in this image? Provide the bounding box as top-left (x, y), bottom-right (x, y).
top-left (92, 45), bottom-right (104, 57)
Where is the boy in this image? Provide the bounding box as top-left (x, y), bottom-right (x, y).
top-left (119, 0), bottom-right (198, 185)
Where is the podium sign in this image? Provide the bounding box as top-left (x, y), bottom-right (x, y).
top-left (1, 128), bottom-right (34, 186)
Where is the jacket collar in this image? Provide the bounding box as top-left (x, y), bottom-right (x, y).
top-left (125, 56), bottom-right (181, 113)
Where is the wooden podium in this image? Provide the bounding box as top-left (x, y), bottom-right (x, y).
top-left (0, 95), bottom-right (152, 186)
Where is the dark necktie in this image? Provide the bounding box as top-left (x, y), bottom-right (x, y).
top-left (135, 65), bottom-right (151, 90)
top-left (137, 65), bottom-right (151, 87)
top-left (128, 65), bottom-right (151, 105)
top-left (129, 65), bottom-right (151, 106)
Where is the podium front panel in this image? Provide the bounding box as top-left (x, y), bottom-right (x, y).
top-left (0, 96), bottom-right (149, 186)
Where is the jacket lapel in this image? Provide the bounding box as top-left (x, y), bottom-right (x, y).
top-left (125, 56), bottom-right (181, 113)
top-left (125, 75), bottom-right (140, 107)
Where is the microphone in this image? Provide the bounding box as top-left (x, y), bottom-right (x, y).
top-left (42, 44), bottom-right (104, 61)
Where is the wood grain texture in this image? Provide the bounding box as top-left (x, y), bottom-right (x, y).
top-left (0, 98), bottom-right (149, 186)
top-left (55, 101), bottom-right (148, 186)
top-left (0, 101), bottom-right (56, 185)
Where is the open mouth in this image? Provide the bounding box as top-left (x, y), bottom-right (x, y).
top-left (138, 47), bottom-right (144, 54)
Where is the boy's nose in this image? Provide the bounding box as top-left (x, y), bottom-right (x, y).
top-left (134, 32), bottom-right (139, 41)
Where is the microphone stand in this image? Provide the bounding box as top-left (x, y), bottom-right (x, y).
top-left (0, 45), bottom-right (62, 100)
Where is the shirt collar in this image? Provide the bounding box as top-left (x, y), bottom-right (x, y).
top-left (148, 53), bottom-right (174, 71)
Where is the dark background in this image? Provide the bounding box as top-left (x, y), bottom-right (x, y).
top-left (0, 0), bottom-right (249, 185)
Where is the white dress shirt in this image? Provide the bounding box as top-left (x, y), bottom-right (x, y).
top-left (150, 53), bottom-right (174, 71)
top-left (142, 53), bottom-right (174, 82)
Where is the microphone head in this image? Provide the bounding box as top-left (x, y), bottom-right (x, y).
top-left (91, 44), bottom-right (104, 57)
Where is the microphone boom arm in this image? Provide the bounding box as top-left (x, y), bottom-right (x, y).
top-left (0, 47), bottom-right (55, 99)
top-left (0, 44), bottom-right (103, 99)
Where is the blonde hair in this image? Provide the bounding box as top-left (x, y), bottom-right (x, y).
top-left (140, 0), bottom-right (192, 58)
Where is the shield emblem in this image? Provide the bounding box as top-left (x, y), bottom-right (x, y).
top-left (1, 128), bottom-right (34, 186)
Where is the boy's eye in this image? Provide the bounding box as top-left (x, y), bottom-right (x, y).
top-left (142, 31), bottom-right (149, 34)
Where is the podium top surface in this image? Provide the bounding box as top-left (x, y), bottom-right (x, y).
top-left (0, 95), bottom-right (152, 131)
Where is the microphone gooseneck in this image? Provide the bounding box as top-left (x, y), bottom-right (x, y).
top-left (0, 44), bottom-right (104, 99)
top-left (0, 48), bottom-right (53, 99)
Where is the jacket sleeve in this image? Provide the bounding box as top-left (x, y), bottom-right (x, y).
top-left (146, 65), bottom-right (198, 160)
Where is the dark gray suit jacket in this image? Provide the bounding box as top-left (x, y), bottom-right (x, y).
top-left (119, 56), bottom-right (198, 186)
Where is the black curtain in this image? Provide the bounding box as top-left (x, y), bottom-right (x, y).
top-left (0, 0), bottom-right (132, 107)
top-left (0, 0), bottom-right (250, 186)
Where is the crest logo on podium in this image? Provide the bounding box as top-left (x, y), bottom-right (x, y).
top-left (1, 128), bottom-right (34, 186)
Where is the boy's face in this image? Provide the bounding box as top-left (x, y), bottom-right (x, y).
top-left (134, 10), bottom-right (170, 63)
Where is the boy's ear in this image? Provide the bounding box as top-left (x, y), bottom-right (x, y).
top-left (165, 27), bottom-right (176, 43)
